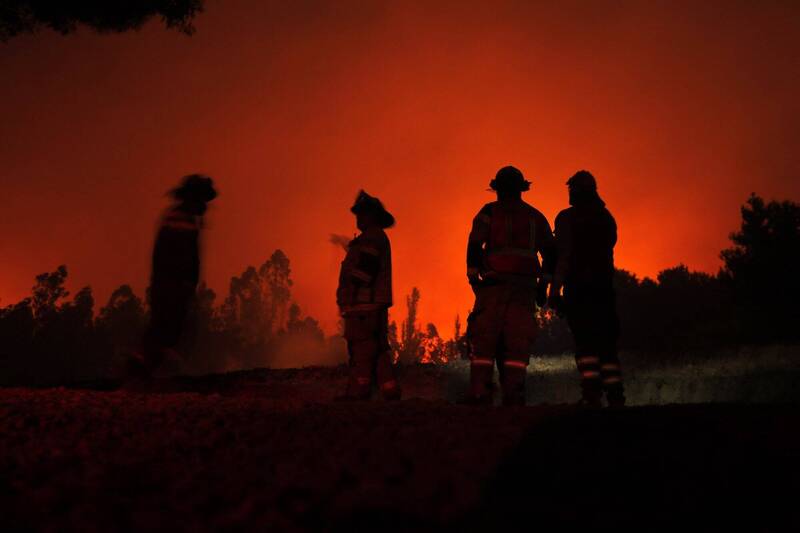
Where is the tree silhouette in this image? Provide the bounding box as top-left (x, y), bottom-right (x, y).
top-left (260, 250), bottom-right (293, 335)
top-left (193, 282), bottom-right (218, 333)
top-left (223, 265), bottom-right (265, 345)
top-left (425, 323), bottom-right (448, 364)
top-left (222, 250), bottom-right (294, 350)
top-left (287, 303), bottom-right (324, 342)
top-left (0, 0), bottom-right (204, 41)
top-left (444, 314), bottom-right (466, 361)
top-left (720, 194), bottom-right (800, 341)
top-left (96, 284), bottom-right (146, 362)
top-left (0, 250), bottom-right (332, 382)
top-left (0, 298), bottom-right (34, 380)
top-left (397, 287), bottom-right (423, 364)
top-left (31, 264), bottom-right (69, 322)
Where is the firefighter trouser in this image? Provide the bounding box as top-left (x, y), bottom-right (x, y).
top-left (142, 281), bottom-right (195, 373)
top-left (467, 284), bottom-right (537, 405)
top-left (343, 308), bottom-right (399, 399)
top-left (564, 284), bottom-right (624, 404)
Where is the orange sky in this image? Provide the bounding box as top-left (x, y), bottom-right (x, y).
top-left (1, 0), bottom-right (799, 336)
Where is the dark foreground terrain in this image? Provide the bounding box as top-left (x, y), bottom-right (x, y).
top-left (2, 366), bottom-right (799, 532)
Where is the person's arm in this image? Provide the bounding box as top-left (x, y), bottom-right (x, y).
top-left (466, 206), bottom-right (491, 284)
top-left (537, 214), bottom-right (556, 307)
top-left (549, 212), bottom-right (572, 306)
top-left (538, 214), bottom-right (556, 282)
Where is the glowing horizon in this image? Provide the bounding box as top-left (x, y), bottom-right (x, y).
top-left (1, 0), bottom-right (799, 337)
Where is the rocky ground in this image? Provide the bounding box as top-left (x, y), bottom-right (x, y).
top-left (1, 365), bottom-right (799, 531)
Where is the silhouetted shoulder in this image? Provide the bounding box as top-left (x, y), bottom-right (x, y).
top-left (356, 227), bottom-right (390, 251)
top-left (555, 207), bottom-right (574, 226)
top-left (478, 201), bottom-right (496, 216)
top-left (515, 201), bottom-right (551, 230)
top-left (470, 202), bottom-right (495, 226)
top-left (522, 202), bottom-right (550, 223)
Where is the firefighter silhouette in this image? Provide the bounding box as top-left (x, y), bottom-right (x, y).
top-left (337, 190), bottom-right (400, 400)
top-left (549, 170), bottom-right (625, 407)
top-left (130, 174), bottom-right (217, 379)
top-left (465, 166), bottom-right (556, 405)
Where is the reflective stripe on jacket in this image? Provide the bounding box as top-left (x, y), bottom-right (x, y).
top-left (467, 199), bottom-right (555, 281)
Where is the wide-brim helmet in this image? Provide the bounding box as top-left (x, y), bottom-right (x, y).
top-left (170, 174), bottom-right (218, 203)
top-left (351, 190), bottom-right (395, 229)
top-left (490, 165), bottom-right (531, 192)
top-left (566, 170), bottom-right (597, 193)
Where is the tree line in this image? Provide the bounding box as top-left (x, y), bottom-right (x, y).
top-left (0, 251), bottom-right (333, 385)
top-left (393, 193), bottom-right (800, 362)
top-left (539, 194), bottom-right (800, 357)
top-left (1, 194), bottom-right (798, 384)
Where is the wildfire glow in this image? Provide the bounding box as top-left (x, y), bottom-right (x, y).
top-left (1, 1), bottom-right (799, 338)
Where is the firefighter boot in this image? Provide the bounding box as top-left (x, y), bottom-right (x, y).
top-left (578, 376), bottom-right (603, 407)
top-left (575, 354), bottom-right (602, 407)
top-left (606, 385), bottom-right (626, 408)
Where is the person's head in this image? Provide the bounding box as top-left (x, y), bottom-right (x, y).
top-left (170, 174), bottom-right (217, 215)
top-left (350, 190), bottom-right (395, 231)
top-left (355, 210), bottom-right (379, 231)
top-left (566, 170), bottom-right (601, 207)
top-left (490, 166), bottom-right (530, 200)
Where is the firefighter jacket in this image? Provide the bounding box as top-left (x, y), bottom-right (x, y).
top-left (467, 198), bottom-right (556, 285)
top-left (151, 205), bottom-right (201, 289)
top-left (553, 199), bottom-right (617, 288)
top-left (337, 227), bottom-right (393, 313)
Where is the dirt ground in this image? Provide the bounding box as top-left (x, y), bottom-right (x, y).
top-left (1, 366), bottom-right (798, 532)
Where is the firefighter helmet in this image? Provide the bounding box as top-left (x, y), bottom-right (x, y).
top-left (170, 174), bottom-right (218, 203)
top-left (566, 170), bottom-right (597, 193)
top-left (490, 166), bottom-right (531, 192)
top-left (351, 190), bottom-right (395, 228)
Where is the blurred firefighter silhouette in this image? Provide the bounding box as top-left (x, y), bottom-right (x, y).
top-left (129, 174), bottom-right (217, 380)
top-left (336, 190), bottom-right (400, 400)
top-left (465, 166), bottom-right (556, 405)
top-left (549, 170), bottom-right (625, 407)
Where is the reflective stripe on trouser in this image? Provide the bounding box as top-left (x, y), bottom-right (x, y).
top-left (564, 284), bottom-right (623, 402)
top-left (600, 360), bottom-right (625, 404)
top-left (344, 309), bottom-right (396, 398)
top-left (575, 353), bottom-right (602, 402)
top-left (601, 362), bottom-right (623, 385)
top-left (576, 355), bottom-right (601, 380)
top-left (467, 284), bottom-right (536, 400)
